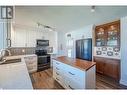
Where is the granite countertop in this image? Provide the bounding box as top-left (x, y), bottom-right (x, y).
top-left (53, 56), bottom-right (96, 71)
top-left (0, 55), bottom-right (35, 89)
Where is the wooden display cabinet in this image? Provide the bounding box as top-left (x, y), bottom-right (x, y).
top-left (95, 20), bottom-right (120, 47)
top-left (94, 20), bottom-right (120, 80)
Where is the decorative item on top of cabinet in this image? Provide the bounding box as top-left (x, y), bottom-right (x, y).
top-left (94, 56), bottom-right (120, 80)
top-left (95, 20), bottom-right (120, 47)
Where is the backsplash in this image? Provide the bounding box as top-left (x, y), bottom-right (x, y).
top-left (9, 47), bottom-right (35, 56)
top-left (94, 46), bottom-right (120, 59)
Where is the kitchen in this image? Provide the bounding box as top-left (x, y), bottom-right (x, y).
top-left (0, 6), bottom-right (127, 89)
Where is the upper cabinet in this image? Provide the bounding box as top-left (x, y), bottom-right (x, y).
top-left (95, 20), bottom-right (120, 47)
top-left (95, 27), bottom-right (106, 46)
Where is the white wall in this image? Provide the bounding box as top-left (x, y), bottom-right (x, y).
top-left (120, 16), bottom-right (127, 86)
top-left (57, 24), bottom-right (94, 58)
top-left (11, 24), bottom-right (58, 53)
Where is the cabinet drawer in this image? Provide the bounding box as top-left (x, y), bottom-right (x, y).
top-left (53, 71), bottom-right (65, 87)
top-left (61, 72), bottom-right (85, 89)
top-left (66, 78), bottom-right (85, 89)
top-left (26, 62), bottom-right (37, 66)
top-left (53, 61), bottom-right (66, 72)
top-left (24, 56), bottom-right (37, 64)
top-left (53, 60), bottom-right (62, 67)
top-left (64, 64), bottom-right (85, 82)
top-left (53, 68), bottom-right (61, 78)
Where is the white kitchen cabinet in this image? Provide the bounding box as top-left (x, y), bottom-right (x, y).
top-left (24, 55), bottom-right (37, 73)
top-left (53, 60), bottom-right (95, 89)
top-left (11, 24), bottom-right (58, 53)
top-left (0, 22), bottom-right (8, 49)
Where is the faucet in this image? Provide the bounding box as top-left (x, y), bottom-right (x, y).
top-left (0, 49), bottom-right (11, 64)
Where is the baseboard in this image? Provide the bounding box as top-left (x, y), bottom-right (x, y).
top-left (120, 79), bottom-right (127, 86)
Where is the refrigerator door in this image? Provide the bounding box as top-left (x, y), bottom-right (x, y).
top-left (76, 40), bottom-right (82, 59)
top-left (82, 39), bottom-right (92, 61)
top-left (76, 39), bottom-right (92, 61)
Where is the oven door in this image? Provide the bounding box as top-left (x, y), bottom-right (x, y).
top-left (38, 55), bottom-right (50, 64)
top-left (38, 56), bottom-right (47, 64)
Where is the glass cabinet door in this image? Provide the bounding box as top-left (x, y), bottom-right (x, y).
top-left (107, 24), bottom-right (120, 46)
top-left (95, 27), bottom-right (106, 46)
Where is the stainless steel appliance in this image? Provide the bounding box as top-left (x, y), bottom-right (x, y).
top-left (76, 38), bottom-right (92, 61)
top-left (35, 40), bottom-right (50, 71)
top-left (36, 39), bottom-right (49, 46)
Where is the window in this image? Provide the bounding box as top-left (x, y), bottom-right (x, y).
top-left (66, 35), bottom-right (74, 58)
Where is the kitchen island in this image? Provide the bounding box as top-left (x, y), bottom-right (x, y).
top-left (52, 56), bottom-right (96, 89)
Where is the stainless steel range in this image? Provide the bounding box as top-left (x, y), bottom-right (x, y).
top-left (35, 40), bottom-right (50, 71)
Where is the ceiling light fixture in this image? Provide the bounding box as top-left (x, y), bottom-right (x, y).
top-left (37, 22), bottom-right (55, 32)
top-left (91, 6), bottom-right (95, 12)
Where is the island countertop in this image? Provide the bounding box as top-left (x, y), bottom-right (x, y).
top-left (53, 56), bottom-right (96, 71)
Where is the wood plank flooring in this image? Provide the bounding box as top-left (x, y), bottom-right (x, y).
top-left (30, 68), bottom-right (127, 89)
top-left (31, 69), bottom-right (63, 89)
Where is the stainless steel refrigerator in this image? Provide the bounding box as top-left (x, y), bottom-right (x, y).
top-left (76, 38), bottom-right (92, 61)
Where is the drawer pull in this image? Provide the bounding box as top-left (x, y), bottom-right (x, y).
top-left (68, 72), bottom-right (75, 75)
top-left (56, 67), bottom-right (60, 70)
top-left (56, 72), bottom-right (59, 75)
top-left (68, 85), bottom-right (74, 89)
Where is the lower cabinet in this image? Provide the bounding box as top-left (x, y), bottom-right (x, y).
top-left (94, 56), bottom-right (120, 80)
top-left (95, 57), bottom-right (104, 74)
top-left (24, 56), bottom-right (37, 73)
top-left (53, 60), bottom-right (95, 89)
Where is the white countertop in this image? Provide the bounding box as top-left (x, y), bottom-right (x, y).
top-left (0, 55), bottom-right (34, 89)
top-left (5, 54), bottom-right (37, 60)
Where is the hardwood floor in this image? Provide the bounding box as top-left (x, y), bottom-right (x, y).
top-left (30, 69), bottom-right (63, 89)
top-left (96, 73), bottom-right (127, 89)
top-left (30, 68), bottom-right (127, 89)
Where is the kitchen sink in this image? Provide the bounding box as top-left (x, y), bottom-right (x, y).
top-left (0, 58), bottom-right (21, 65)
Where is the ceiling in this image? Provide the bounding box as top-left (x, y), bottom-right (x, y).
top-left (14, 6), bottom-right (127, 33)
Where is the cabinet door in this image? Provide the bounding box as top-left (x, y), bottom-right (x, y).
top-left (106, 22), bottom-right (120, 46)
top-left (95, 27), bottom-right (106, 46)
top-left (103, 59), bottom-right (120, 80)
top-left (94, 57), bottom-right (104, 74)
top-left (24, 56), bottom-right (37, 73)
top-left (0, 22), bottom-right (8, 49)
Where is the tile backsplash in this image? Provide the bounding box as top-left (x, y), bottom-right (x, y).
top-left (9, 47), bottom-right (35, 56)
top-left (94, 46), bottom-right (120, 59)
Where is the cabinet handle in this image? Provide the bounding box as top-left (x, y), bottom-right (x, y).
top-left (56, 72), bottom-right (59, 75)
top-left (56, 67), bottom-right (60, 70)
top-left (68, 72), bottom-right (75, 75)
top-left (8, 39), bottom-right (11, 47)
top-left (68, 85), bottom-right (74, 89)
